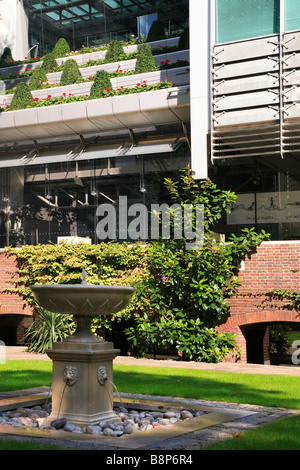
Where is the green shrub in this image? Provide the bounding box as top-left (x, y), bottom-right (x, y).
top-left (59, 58), bottom-right (82, 85)
top-left (104, 40), bottom-right (124, 63)
top-left (0, 47), bottom-right (14, 67)
top-left (52, 38), bottom-right (70, 59)
top-left (134, 43), bottom-right (157, 73)
top-left (89, 70), bottom-right (113, 99)
top-left (29, 66), bottom-right (47, 90)
top-left (147, 20), bottom-right (165, 42)
top-left (41, 52), bottom-right (57, 73)
top-left (178, 27), bottom-right (189, 50)
top-left (9, 82), bottom-right (32, 110)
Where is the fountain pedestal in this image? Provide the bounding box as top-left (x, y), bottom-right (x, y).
top-left (46, 340), bottom-right (120, 426)
top-left (30, 277), bottom-right (135, 429)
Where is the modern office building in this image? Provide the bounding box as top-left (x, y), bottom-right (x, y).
top-left (0, 1), bottom-right (300, 361)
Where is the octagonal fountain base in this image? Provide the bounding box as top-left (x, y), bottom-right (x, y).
top-left (45, 339), bottom-right (120, 427)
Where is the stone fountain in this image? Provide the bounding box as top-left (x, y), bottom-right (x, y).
top-left (30, 270), bottom-right (135, 427)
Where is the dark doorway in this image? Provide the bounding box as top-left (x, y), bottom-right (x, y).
top-left (0, 326), bottom-right (16, 346)
top-left (246, 329), bottom-right (265, 364)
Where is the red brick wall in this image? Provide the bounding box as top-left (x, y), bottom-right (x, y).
top-left (0, 249), bottom-right (33, 317)
top-left (0, 242), bottom-right (299, 355)
top-left (218, 241), bottom-right (300, 363)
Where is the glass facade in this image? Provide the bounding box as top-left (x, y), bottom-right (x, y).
top-left (0, 147), bottom-right (191, 248)
top-left (216, 0), bottom-right (280, 43)
top-left (212, 156), bottom-right (300, 241)
top-left (285, 0), bottom-right (300, 31)
top-left (24, 0), bottom-right (189, 55)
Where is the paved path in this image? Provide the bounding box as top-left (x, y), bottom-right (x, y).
top-left (4, 346), bottom-right (300, 376)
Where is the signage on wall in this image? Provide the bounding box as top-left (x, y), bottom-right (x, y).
top-left (227, 191), bottom-right (300, 225)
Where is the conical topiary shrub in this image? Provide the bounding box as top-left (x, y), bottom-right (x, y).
top-left (146, 20), bottom-right (165, 42)
top-left (29, 66), bottom-right (48, 90)
top-left (53, 38), bottom-right (70, 59)
top-left (9, 82), bottom-right (32, 110)
top-left (134, 43), bottom-right (157, 74)
top-left (41, 52), bottom-right (57, 73)
top-left (59, 58), bottom-right (82, 85)
top-left (178, 27), bottom-right (189, 50)
top-left (0, 47), bottom-right (14, 67)
top-left (104, 40), bottom-right (124, 63)
top-left (89, 70), bottom-right (113, 99)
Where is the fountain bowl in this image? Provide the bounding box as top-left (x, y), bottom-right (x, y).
top-left (30, 284), bottom-right (136, 316)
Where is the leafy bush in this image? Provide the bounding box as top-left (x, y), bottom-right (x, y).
top-left (59, 58), bottom-right (82, 85)
top-left (104, 40), bottom-right (124, 63)
top-left (269, 324), bottom-right (292, 354)
top-left (126, 313), bottom-right (237, 362)
top-left (89, 70), bottom-right (113, 99)
top-left (178, 27), bottom-right (189, 50)
top-left (147, 20), bottom-right (165, 42)
top-left (29, 66), bottom-right (47, 90)
top-left (53, 38), bottom-right (70, 59)
top-left (0, 47), bottom-right (14, 67)
top-left (25, 308), bottom-right (75, 353)
top-left (41, 53), bottom-right (57, 73)
top-left (134, 43), bottom-right (157, 74)
top-left (9, 82), bottom-right (32, 110)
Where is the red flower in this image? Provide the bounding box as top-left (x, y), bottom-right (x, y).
top-left (136, 83), bottom-right (141, 86)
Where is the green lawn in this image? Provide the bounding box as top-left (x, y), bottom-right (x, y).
top-left (1, 360), bottom-right (300, 450)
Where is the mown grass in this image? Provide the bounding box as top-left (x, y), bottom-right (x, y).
top-left (1, 360), bottom-right (300, 450)
top-left (204, 414), bottom-right (300, 450)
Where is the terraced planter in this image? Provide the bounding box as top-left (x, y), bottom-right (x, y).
top-left (3, 66), bottom-right (190, 106)
top-left (0, 37), bottom-right (180, 78)
top-left (0, 86), bottom-right (190, 144)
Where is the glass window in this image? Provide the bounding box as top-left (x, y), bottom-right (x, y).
top-left (286, 0), bottom-right (300, 31)
top-left (216, 0), bottom-right (280, 43)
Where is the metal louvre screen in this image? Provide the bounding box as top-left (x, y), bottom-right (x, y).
top-left (216, 0), bottom-right (280, 43)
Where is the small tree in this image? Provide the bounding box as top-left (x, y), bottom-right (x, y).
top-left (9, 82), bottom-right (32, 110)
top-left (41, 52), bottom-right (57, 73)
top-left (178, 27), bottom-right (189, 50)
top-left (53, 38), bottom-right (70, 58)
top-left (104, 40), bottom-right (124, 63)
top-left (29, 66), bottom-right (48, 90)
top-left (59, 58), bottom-right (82, 85)
top-left (0, 47), bottom-right (14, 67)
top-left (89, 70), bottom-right (113, 99)
top-left (126, 166), bottom-right (270, 361)
top-left (134, 43), bottom-right (157, 73)
top-left (147, 20), bottom-right (165, 42)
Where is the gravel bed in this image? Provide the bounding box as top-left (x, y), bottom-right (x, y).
top-left (0, 403), bottom-right (208, 437)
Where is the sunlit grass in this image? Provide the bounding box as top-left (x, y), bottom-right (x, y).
top-left (204, 414), bottom-right (300, 450)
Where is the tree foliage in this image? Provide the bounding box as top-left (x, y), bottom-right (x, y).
top-left (53, 38), bottom-right (70, 59)
top-left (104, 40), bottom-right (124, 63)
top-left (89, 70), bottom-right (113, 99)
top-left (9, 82), bottom-right (32, 110)
top-left (5, 167), bottom-right (269, 360)
top-left (59, 58), bottom-right (82, 85)
top-left (134, 43), bottom-right (157, 74)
